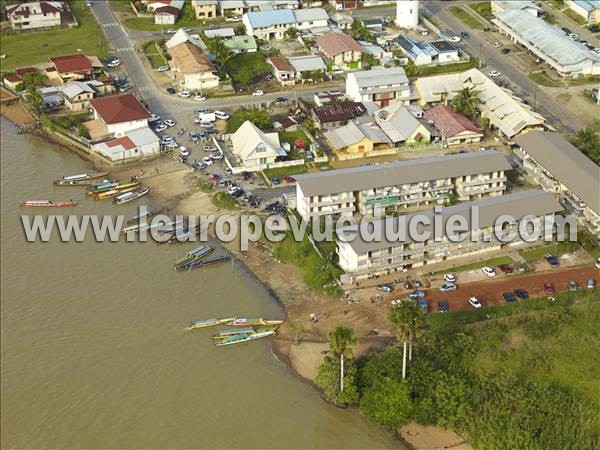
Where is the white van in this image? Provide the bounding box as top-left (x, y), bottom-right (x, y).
top-left (196, 112), bottom-right (216, 123)
top-left (214, 111), bottom-right (230, 120)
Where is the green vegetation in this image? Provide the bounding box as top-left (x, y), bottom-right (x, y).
top-left (416, 59), bottom-right (478, 76)
top-left (224, 51), bottom-right (271, 89)
top-left (47, 113), bottom-right (90, 138)
top-left (350, 21), bottom-right (374, 43)
top-left (547, 0), bottom-right (565, 9)
top-left (262, 165), bottom-right (307, 180)
top-left (563, 7), bottom-right (589, 25)
top-left (448, 6), bottom-right (485, 29)
top-left (0, 1), bottom-right (106, 71)
top-left (278, 130), bottom-right (310, 159)
top-left (122, 2), bottom-right (221, 31)
top-left (519, 242), bottom-right (575, 261)
top-left (571, 127), bottom-right (600, 165)
top-left (421, 14), bottom-right (439, 29)
top-left (204, 36), bottom-right (233, 64)
top-left (468, 1), bottom-right (493, 20)
top-left (435, 255), bottom-right (514, 274)
top-left (528, 71), bottom-right (562, 87)
top-left (273, 228), bottom-right (343, 297)
top-left (144, 41), bottom-right (167, 69)
top-left (211, 191), bottom-right (239, 210)
top-left (567, 74), bottom-right (600, 86)
top-left (225, 107), bottom-right (271, 133)
top-left (197, 179), bottom-right (214, 193)
top-left (320, 290), bottom-right (600, 449)
top-left (543, 13), bottom-right (559, 25)
top-left (452, 87), bottom-right (480, 120)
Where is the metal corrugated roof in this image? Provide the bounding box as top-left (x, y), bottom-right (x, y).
top-left (349, 67), bottom-right (409, 88)
top-left (245, 9), bottom-right (295, 28)
top-left (341, 189), bottom-right (563, 254)
top-left (514, 131), bottom-right (600, 216)
top-left (293, 8), bottom-right (328, 23)
top-left (296, 150), bottom-right (512, 196)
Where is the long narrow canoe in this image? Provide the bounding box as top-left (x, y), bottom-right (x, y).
top-left (54, 172), bottom-right (109, 186)
top-left (87, 181), bottom-right (139, 195)
top-left (175, 246), bottom-right (213, 268)
top-left (211, 327), bottom-right (278, 340)
top-left (187, 317), bottom-right (236, 330)
top-left (215, 330), bottom-right (275, 347)
top-left (95, 186), bottom-right (137, 200)
top-left (20, 200), bottom-right (78, 207)
top-left (114, 187), bottom-right (149, 205)
top-left (175, 255), bottom-right (229, 271)
top-left (226, 318), bottom-right (284, 327)
top-left (127, 209), bottom-right (155, 224)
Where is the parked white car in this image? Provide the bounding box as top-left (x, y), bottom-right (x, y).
top-left (178, 91), bottom-right (191, 98)
top-left (447, 36), bottom-right (461, 42)
top-left (201, 156), bottom-right (213, 165)
top-left (469, 296), bottom-right (482, 308)
top-left (443, 274), bottom-right (456, 283)
top-left (154, 123), bottom-right (167, 133)
top-left (492, 42), bottom-right (502, 48)
top-left (203, 144), bottom-right (214, 152)
top-left (209, 152), bottom-right (223, 160)
top-left (179, 146), bottom-right (190, 157)
top-left (157, 65), bottom-right (170, 72)
top-left (482, 266), bottom-right (496, 277)
top-left (106, 60), bottom-right (120, 68)
top-left (488, 71), bottom-right (501, 77)
top-left (439, 283), bottom-right (457, 293)
top-left (164, 141), bottom-right (178, 149)
top-left (252, 90), bottom-right (264, 96)
top-left (164, 119), bottom-right (176, 127)
top-left (214, 110), bottom-right (230, 120)
top-left (148, 114), bottom-right (161, 123)
top-left (194, 95), bottom-right (206, 102)
top-left (160, 135), bottom-right (174, 144)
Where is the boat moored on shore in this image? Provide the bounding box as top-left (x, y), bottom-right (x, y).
top-left (114, 187), bottom-right (150, 205)
top-left (19, 200), bottom-right (78, 207)
top-left (187, 317), bottom-right (236, 330)
top-left (214, 329), bottom-right (276, 347)
top-left (227, 318), bottom-right (284, 327)
top-left (54, 172), bottom-right (109, 186)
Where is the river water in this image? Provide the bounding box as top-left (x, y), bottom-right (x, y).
top-left (0, 118), bottom-right (399, 449)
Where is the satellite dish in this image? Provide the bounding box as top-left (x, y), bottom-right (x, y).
top-left (378, 110), bottom-right (389, 120)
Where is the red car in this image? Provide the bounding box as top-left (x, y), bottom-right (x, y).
top-left (544, 283), bottom-right (555, 295)
top-left (209, 174), bottom-right (221, 182)
top-left (283, 175), bottom-right (296, 183)
top-left (498, 264), bottom-right (514, 274)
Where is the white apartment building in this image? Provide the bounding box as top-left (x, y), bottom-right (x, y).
top-left (513, 131), bottom-right (600, 238)
top-left (242, 7), bottom-right (328, 39)
top-left (295, 150), bottom-right (512, 220)
top-left (337, 189), bottom-right (563, 280)
top-left (346, 67), bottom-right (410, 108)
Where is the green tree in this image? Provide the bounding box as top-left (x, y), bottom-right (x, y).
top-left (328, 325), bottom-right (357, 393)
top-left (226, 107), bottom-right (271, 133)
top-left (20, 72), bottom-right (47, 91)
top-left (25, 88), bottom-right (44, 115)
top-left (452, 87), bottom-right (480, 120)
top-left (404, 58), bottom-right (418, 77)
top-left (234, 24), bottom-right (246, 35)
top-left (360, 53), bottom-right (377, 70)
top-left (315, 356), bottom-right (359, 404)
top-left (360, 377), bottom-right (412, 429)
top-left (571, 127), bottom-right (600, 165)
top-left (206, 36), bottom-right (233, 64)
top-left (357, 348), bottom-right (403, 391)
top-left (284, 27), bottom-right (299, 40)
top-left (303, 119), bottom-right (317, 134)
top-left (388, 301), bottom-right (425, 379)
top-left (350, 21), bottom-right (373, 42)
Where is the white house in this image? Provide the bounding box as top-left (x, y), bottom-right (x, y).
top-left (5, 1), bottom-right (65, 30)
top-left (565, 0), bottom-right (600, 23)
top-left (242, 7), bottom-right (328, 39)
top-left (93, 127), bottom-right (160, 162)
top-left (346, 67), bottom-right (410, 107)
top-left (230, 121), bottom-right (286, 168)
top-left (89, 94), bottom-right (151, 137)
top-left (292, 7), bottom-right (329, 30)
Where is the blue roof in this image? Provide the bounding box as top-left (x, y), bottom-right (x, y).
top-left (572, 0), bottom-right (600, 11)
top-left (246, 9), bottom-right (296, 28)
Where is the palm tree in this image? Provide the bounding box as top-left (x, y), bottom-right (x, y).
top-left (207, 37), bottom-right (233, 64)
top-left (284, 27), bottom-right (299, 41)
top-left (388, 301), bottom-right (425, 379)
top-left (26, 88), bottom-right (43, 116)
top-left (328, 326), bottom-right (356, 392)
top-left (452, 87), bottom-right (480, 119)
top-left (404, 59), bottom-right (418, 77)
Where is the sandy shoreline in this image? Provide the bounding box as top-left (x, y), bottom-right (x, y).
top-left (2, 109), bottom-right (470, 450)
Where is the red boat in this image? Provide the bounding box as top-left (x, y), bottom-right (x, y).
top-left (19, 200), bottom-right (78, 207)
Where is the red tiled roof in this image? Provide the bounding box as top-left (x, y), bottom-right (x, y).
top-left (40, 1), bottom-right (63, 14)
top-left (90, 94), bottom-right (151, 125)
top-left (4, 74), bottom-right (21, 83)
top-left (424, 105), bottom-right (481, 138)
top-left (15, 67), bottom-right (37, 77)
top-left (315, 32), bottom-right (363, 57)
top-left (269, 56), bottom-right (293, 72)
top-left (155, 5), bottom-right (180, 15)
top-left (50, 54), bottom-right (93, 74)
top-left (106, 136), bottom-right (137, 150)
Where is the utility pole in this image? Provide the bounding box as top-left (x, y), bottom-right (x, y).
top-left (533, 84), bottom-right (537, 112)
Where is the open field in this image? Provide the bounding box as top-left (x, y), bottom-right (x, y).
top-left (435, 255), bottom-right (515, 274)
top-left (0, 1), bottom-right (106, 71)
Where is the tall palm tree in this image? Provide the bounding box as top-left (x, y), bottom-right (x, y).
top-left (388, 301), bottom-right (425, 379)
top-left (207, 37), bottom-right (232, 64)
top-left (404, 59), bottom-right (418, 77)
top-left (328, 326), bottom-right (356, 392)
top-left (408, 306), bottom-right (426, 362)
top-left (452, 87), bottom-right (480, 119)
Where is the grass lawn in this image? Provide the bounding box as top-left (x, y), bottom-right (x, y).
top-left (0, 1), bottom-right (107, 72)
top-left (436, 255), bottom-right (515, 274)
top-left (417, 58), bottom-right (478, 76)
top-left (543, 13), bottom-right (559, 25)
top-left (224, 51), bottom-right (271, 88)
top-left (529, 71), bottom-right (562, 87)
top-left (567, 75), bottom-right (600, 86)
top-left (468, 1), bottom-right (493, 19)
top-left (562, 7), bottom-right (589, 25)
top-left (122, 2), bottom-right (224, 32)
top-left (144, 41), bottom-right (166, 68)
top-left (449, 6), bottom-right (485, 29)
top-left (519, 242), bottom-right (575, 261)
top-left (263, 165), bottom-right (307, 179)
top-left (279, 130), bottom-right (310, 159)
top-left (211, 191), bottom-right (238, 210)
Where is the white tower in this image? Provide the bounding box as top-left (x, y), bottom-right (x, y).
top-left (395, 0), bottom-right (419, 30)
